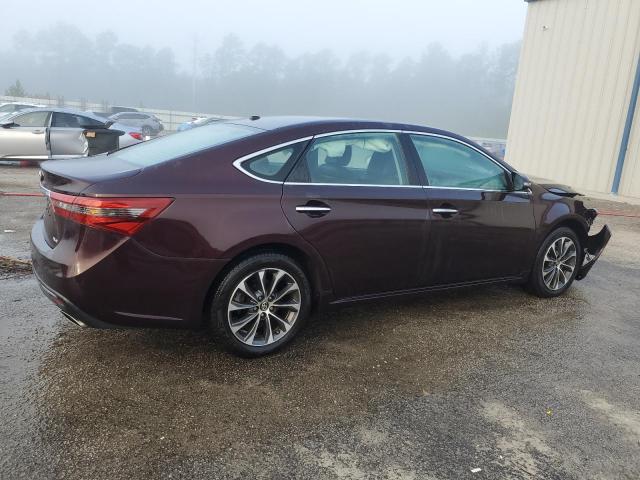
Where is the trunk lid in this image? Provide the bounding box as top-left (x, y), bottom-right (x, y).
top-left (40, 156), bottom-right (142, 248)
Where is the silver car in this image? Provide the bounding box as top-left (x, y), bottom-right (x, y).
top-left (0, 108), bottom-right (143, 161)
top-left (108, 112), bottom-right (164, 137)
top-left (0, 102), bottom-right (44, 120)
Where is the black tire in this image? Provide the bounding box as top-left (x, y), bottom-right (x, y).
top-left (526, 227), bottom-right (581, 298)
top-left (208, 253), bottom-right (311, 357)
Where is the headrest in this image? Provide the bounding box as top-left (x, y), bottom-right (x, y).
top-left (317, 141), bottom-right (346, 157)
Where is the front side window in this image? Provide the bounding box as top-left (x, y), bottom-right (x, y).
top-left (241, 144), bottom-right (304, 181)
top-left (410, 135), bottom-right (509, 190)
top-left (13, 111), bottom-right (50, 127)
top-left (109, 122), bottom-right (260, 166)
top-left (290, 132), bottom-right (410, 186)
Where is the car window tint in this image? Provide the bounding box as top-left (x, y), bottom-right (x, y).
top-left (295, 132), bottom-right (409, 186)
top-left (53, 112), bottom-right (104, 128)
top-left (13, 111), bottom-right (49, 127)
top-left (241, 145), bottom-right (303, 181)
top-left (410, 135), bottom-right (508, 190)
top-left (110, 123), bottom-right (260, 166)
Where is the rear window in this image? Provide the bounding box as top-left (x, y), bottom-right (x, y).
top-left (110, 123), bottom-right (260, 166)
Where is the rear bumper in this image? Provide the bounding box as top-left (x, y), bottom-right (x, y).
top-left (576, 225), bottom-right (611, 281)
top-left (35, 270), bottom-right (118, 329)
top-left (31, 219), bottom-right (227, 329)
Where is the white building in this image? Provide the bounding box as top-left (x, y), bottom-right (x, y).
top-left (506, 0), bottom-right (640, 199)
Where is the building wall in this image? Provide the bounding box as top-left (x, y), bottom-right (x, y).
top-left (506, 0), bottom-right (640, 198)
top-left (620, 96), bottom-right (640, 197)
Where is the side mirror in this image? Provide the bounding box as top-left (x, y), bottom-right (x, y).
top-left (512, 172), bottom-right (532, 192)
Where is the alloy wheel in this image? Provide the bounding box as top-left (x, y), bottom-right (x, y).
top-left (227, 268), bottom-right (301, 346)
top-left (542, 236), bottom-right (577, 290)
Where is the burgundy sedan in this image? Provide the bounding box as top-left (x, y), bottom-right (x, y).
top-left (31, 117), bottom-right (610, 356)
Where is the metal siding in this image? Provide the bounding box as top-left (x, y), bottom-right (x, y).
top-left (506, 0), bottom-right (640, 197)
top-left (620, 84), bottom-right (640, 197)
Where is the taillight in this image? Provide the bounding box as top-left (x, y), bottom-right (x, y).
top-left (129, 132), bottom-right (143, 140)
top-left (49, 192), bottom-right (173, 235)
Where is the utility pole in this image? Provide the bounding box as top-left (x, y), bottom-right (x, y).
top-left (192, 34), bottom-right (198, 111)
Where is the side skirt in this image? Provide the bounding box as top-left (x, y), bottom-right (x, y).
top-left (329, 275), bottom-right (526, 306)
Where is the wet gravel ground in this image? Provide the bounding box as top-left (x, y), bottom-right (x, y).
top-left (1, 168), bottom-right (640, 479)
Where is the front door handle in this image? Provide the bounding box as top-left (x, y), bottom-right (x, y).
top-left (32, 130), bottom-right (45, 134)
top-left (296, 201), bottom-right (331, 217)
top-left (433, 208), bottom-right (458, 214)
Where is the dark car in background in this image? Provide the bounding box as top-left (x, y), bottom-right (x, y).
top-left (31, 117), bottom-right (610, 357)
top-left (108, 112), bottom-right (164, 137)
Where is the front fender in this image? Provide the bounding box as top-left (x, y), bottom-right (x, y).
top-left (576, 225), bottom-right (612, 280)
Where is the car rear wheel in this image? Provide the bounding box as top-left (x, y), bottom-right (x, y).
top-left (208, 253), bottom-right (311, 357)
top-left (526, 227), bottom-right (581, 298)
top-left (141, 126), bottom-right (153, 137)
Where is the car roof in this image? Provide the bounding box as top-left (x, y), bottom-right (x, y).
top-left (8, 107), bottom-right (106, 122)
top-left (224, 115), bottom-right (462, 139)
top-left (221, 116), bottom-right (505, 166)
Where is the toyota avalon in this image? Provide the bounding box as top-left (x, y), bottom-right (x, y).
top-left (31, 117), bottom-right (610, 356)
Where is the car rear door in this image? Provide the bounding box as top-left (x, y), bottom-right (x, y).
top-left (281, 131), bottom-right (429, 300)
top-left (407, 133), bottom-right (536, 286)
top-left (0, 110), bottom-right (50, 159)
top-left (49, 112), bottom-right (100, 158)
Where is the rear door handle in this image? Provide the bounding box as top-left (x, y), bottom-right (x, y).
top-left (432, 206), bottom-right (459, 218)
top-left (296, 202), bottom-right (331, 217)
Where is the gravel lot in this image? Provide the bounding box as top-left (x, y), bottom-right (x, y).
top-left (1, 167), bottom-right (640, 479)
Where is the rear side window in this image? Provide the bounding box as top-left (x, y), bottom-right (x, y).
top-left (240, 143), bottom-right (306, 181)
top-left (53, 112), bottom-right (104, 128)
top-left (410, 135), bottom-right (509, 190)
top-left (110, 123), bottom-right (260, 166)
top-left (290, 132), bottom-right (410, 186)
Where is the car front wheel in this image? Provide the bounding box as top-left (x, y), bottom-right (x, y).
top-left (527, 227), bottom-right (581, 298)
top-left (208, 253), bottom-right (311, 357)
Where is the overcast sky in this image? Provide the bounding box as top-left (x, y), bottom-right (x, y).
top-left (4, 0), bottom-right (527, 69)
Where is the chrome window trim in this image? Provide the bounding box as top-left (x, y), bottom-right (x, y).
top-left (232, 129), bottom-right (521, 193)
top-left (285, 182), bottom-right (423, 189)
top-left (422, 186), bottom-right (509, 193)
top-left (232, 136), bottom-right (314, 185)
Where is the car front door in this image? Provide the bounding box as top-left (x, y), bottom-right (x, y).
top-left (0, 110), bottom-right (50, 160)
top-left (408, 133), bottom-right (536, 286)
top-left (49, 112), bottom-right (98, 158)
top-left (281, 131), bottom-right (429, 300)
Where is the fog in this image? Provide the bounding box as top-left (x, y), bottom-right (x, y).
top-left (0, 0), bottom-right (526, 137)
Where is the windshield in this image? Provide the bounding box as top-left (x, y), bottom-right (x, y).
top-left (109, 123), bottom-right (261, 166)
